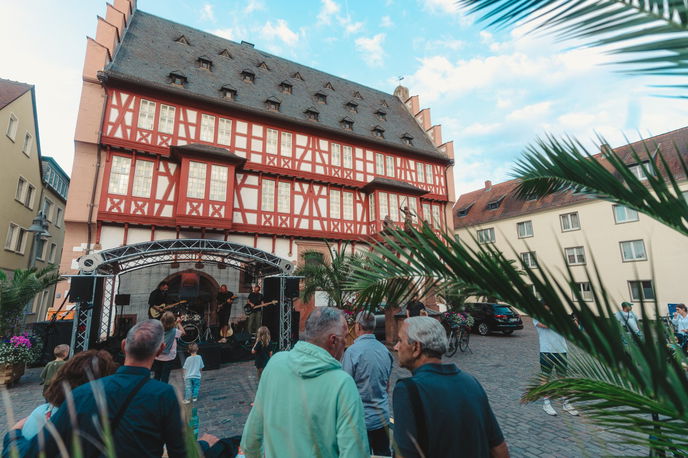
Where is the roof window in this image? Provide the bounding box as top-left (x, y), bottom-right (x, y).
top-left (486, 196), bottom-right (505, 210)
top-left (372, 126), bottom-right (385, 138)
top-left (292, 71), bottom-right (304, 81)
top-left (175, 35), bottom-right (190, 45)
top-left (219, 49), bottom-right (233, 58)
top-left (401, 133), bottom-right (413, 146)
top-left (353, 91), bottom-right (363, 100)
top-left (324, 81), bottom-right (335, 90)
top-left (304, 107), bottom-right (319, 121)
top-left (280, 81), bottom-right (293, 94)
top-left (375, 109), bottom-right (387, 121)
top-left (314, 92), bottom-right (327, 104)
top-left (220, 84), bottom-right (237, 100)
top-left (345, 101), bottom-right (358, 113)
top-left (241, 69), bottom-right (255, 83)
top-left (265, 96), bottom-right (281, 112)
top-left (340, 117), bottom-right (354, 130)
top-left (380, 99), bottom-right (389, 108)
top-left (257, 61), bottom-right (270, 71)
top-left (457, 203), bottom-right (474, 217)
top-left (198, 56), bottom-right (212, 70)
top-left (169, 71), bottom-right (187, 86)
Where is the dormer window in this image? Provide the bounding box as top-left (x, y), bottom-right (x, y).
top-left (340, 117), bottom-right (354, 130)
top-left (353, 91), bottom-right (363, 100)
top-left (486, 196), bottom-right (505, 210)
top-left (304, 107), bottom-right (319, 121)
top-left (198, 56), bottom-right (212, 70)
top-left (292, 71), bottom-right (305, 81)
top-left (372, 126), bottom-right (385, 138)
top-left (219, 48), bottom-right (233, 58)
top-left (457, 203), bottom-right (474, 217)
top-left (375, 109), bottom-right (387, 121)
top-left (169, 71), bottom-right (187, 86)
top-left (241, 69), bottom-right (255, 83)
top-left (257, 61), bottom-right (270, 71)
top-left (324, 81), bottom-right (335, 90)
top-left (265, 96), bottom-right (281, 112)
top-left (280, 81), bottom-right (293, 94)
top-left (175, 35), bottom-right (190, 45)
top-left (220, 84), bottom-right (237, 100)
top-left (314, 92), bottom-right (327, 104)
top-left (401, 133), bottom-right (413, 146)
top-left (345, 101), bottom-right (358, 113)
top-left (380, 99), bottom-right (389, 108)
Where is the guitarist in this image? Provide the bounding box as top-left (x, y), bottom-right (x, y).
top-left (148, 281), bottom-right (169, 319)
top-left (246, 285), bottom-right (265, 336)
top-left (217, 284), bottom-right (237, 343)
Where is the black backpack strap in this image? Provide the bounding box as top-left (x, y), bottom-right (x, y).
top-left (403, 378), bottom-right (428, 456)
top-left (111, 375), bottom-right (150, 433)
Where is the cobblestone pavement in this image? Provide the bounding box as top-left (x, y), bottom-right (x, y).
top-left (2, 317), bottom-right (646, 457)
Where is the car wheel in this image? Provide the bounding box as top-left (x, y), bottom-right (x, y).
top-left (502, 330), bottom-right (514, 335)
top-left (478, 323), bottom-right (489, 336)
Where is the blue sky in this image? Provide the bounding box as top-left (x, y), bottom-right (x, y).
top-left (1, 0), bottom-right (686, 196)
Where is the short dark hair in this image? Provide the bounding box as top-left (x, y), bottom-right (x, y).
top-left (158, 281), bottom-right (169, 289)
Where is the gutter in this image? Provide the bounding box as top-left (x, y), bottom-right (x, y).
top-left (86, 88), bottom-right (109, 254)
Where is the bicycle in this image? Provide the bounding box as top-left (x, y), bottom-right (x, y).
top-left (445, 324), bottom-right (471, 356)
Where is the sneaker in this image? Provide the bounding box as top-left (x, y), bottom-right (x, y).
top-left (183, 399), bottom-right (190, 404)
top-left (192, 398), bottom-right (198, 402)
top-left (562, 401), bottom-right (580, 416)
top-left (543, 402), bottom-right (557, 416)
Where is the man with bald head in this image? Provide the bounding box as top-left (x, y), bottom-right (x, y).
top-left (241, 307), bottom-right (369, 457)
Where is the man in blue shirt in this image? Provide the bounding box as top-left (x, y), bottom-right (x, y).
top-left (3, 320), bottom-right (221, 457)
top-left (342, 311), bottom-right (394, 455)
top-left (393, 317), bottom-right (509, 458)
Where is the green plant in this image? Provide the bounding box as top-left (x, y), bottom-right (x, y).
top-left (0, 334), bottom-right (42, 365)
top-left (0, 266), bottom-right (60, 336)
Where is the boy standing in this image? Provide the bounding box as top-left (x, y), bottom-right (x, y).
top-left (183, 343), bottom-right (204, 404)
top-left (40, 344), bottom-right (69, 397)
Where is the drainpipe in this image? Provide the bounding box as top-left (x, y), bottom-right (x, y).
top-left (86, 88), bottom-right (109, 254)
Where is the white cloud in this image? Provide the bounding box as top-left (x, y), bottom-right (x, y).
top-left (355, 34), bottom-right (386, 67)
top-left (422, 0), bottom-right (459, 14)
top-left (507, 101), bottom-right (552, 121)
top-left (318, 0), bottom-right (341, 25)
top-left (200, 3), bottom-right (215, 22)
top-left (380, 16), bottom-right (394, 28)
top-left (212, 28), bottom-right (236, 40)
top-left (339, 15), bottom-right (364, 34)
top-left (462, 122), bottom-right (503, 136)
top-left (244, 0), bottom-right (265, 14)
top-left (261, 19), bottom-right (299, 47)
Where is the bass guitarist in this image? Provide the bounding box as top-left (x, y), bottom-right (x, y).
top-left (148, 281), bottom-right (169, 319)
top-left (217, 284), bottom-right (237, 343)
top-left (246, 285), bottom-right (265, 335)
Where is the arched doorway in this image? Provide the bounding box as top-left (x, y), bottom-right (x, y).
top-left (162, 269), bottom-right (220, 322)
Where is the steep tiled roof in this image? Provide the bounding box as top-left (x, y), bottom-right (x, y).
top-left (105, 10), bottom-right (446, 161)
top-left (453, 126), bottom-right (688, 229)
top-left (0, 78), bottom-right (32, 110)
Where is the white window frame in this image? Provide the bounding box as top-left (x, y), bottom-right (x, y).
top-left (137, 99), bottom-right (156, 130)
top-left (379, 192), bottom-right (389, 220)
top-left (422, 202), bottom-right (431, 222)
top-left (35, 238), bottom-right (46, 261)
top-left (132, 160), bottom-right (154, 198)
top-left (573, 282), bottom-right (594, 302)
top-left (425, 164), bottom-right (433, 185)
top-left (21, 132), bottom-right (33, 156)
top-left (477, 227), bottom-right (495, 244)
top-left (5, 223), bottom-right (18, 251)
top-left (266, 129), bottom-right (278, 154)
top-left (560, 212), bottom-right (580, 232)
top-left (389, 194), bottom-right (399, 221)
top-left (42, 198), bottom-right (54, 222)
top-left (277, 182), bottom-right (291, 213)
top-left (343, 146), bottom-right (353, 169)
top-left (620, 240), bottom-right (647, 262)
top-left (330, 189), bottom-right (341, 219)
top-left (15, 177), bottom-right (26, 202)
top-left (187, 162), bottom-right (207, 199)
top-left (385, 156), bottom-right (394, 177)
top-left (200, 114), bottom-right (216, 142)
top-left (261, 179), bottom-right (275, 212)
top-left (209, 165), bottom-right (228, 201)
top-left (158, 104), bottom-right (176, 134)
top-left (6, 113), bottom-right (18, 141)
top-left (613, 205), bottom-right (639, 224)
top-left (343, 192), bottom-right (354, 221)
top-left (565, 246), bottom-right (586, 265)
top-left (520, 251), bottom-right (537, 268)
top-left (628, 280), bottom-right (655, 301)
top-left (218, 118), bottom-right (232, 146)
top-left (517, 220), bottom-right (533, 238)
top-left (431, 205), bottom-right (441, 229)
top-left (368, 194), bottom-right (376, 221)
top-left (375, 154), bottom-right (385, 176)
top-left (629, 162), bottom-right (653, 180)
top-left (25, 184), bottom-right (36, 210)
top-left (55, 207), bottom-right (63, 228)
top-left (108, 156), bottom-right (132, 195)
top-left (331, 143), bottom-right (341, 167)
top-left (416, 162), bottom-right (425, 184)
top-left (49, 242), bottom-right (57, 263)
top-left (280, 132), bottom-right (292, 156)
top-left (5, 223), bottom-right (27, 254)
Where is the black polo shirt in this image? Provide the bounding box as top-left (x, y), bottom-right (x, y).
top-left (393, 363), bottom-right (504, 458)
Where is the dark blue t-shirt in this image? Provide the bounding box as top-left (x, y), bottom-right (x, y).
top-left (393, 363), bottom-right (504, 458)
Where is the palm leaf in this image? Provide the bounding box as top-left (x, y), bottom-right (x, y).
top-left (457, 0), bottom-right (688, 86)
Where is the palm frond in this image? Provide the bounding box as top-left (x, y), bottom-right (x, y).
top-left (457, 0), bottom-right (688, 82)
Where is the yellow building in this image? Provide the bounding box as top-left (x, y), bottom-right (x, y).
top-left (453, 127), bottom-right (688, 315)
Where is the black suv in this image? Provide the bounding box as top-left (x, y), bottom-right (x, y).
top-left (465, 302), bottom-right (523, 335)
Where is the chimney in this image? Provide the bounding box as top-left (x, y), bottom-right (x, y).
top-left (394, 85), bottom-right (409, 101)
top-left (241, 40), bottom-right (255, 48)
top-left (484, 180), bottom-right (492, 191)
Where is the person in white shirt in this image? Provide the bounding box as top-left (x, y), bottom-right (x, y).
top-left (614, 302), bottom-right (642, 345)
top-left (183, 342), bottom-right (205, 403)
top-left (671, 303), bottom-right (688, 350)
top-left (533, 301), bottom-right (579, 417)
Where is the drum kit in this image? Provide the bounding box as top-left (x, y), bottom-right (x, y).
top-left (177, 307), bottom-right (203, 344)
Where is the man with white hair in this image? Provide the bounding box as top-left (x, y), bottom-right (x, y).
top-left (241, 307), bottom-right (369, 457)
top-left (342, 311), bottom-right (394, 455)
top-left (393, 317), bottom-right (509, 458)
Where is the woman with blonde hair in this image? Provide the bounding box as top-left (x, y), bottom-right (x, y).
top-left (251, 326), bottom-right (273, 381)
top-left (152, 311), bottom-right (185, 383)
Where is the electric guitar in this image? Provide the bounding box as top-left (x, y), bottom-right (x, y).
top-left (218, 295), bottom-right (238, 312)
top-left (148, 300), bottom-right (187, 319)
top-left (244, 300), bottom-right (278, 316)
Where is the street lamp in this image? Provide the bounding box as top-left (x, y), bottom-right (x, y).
top-left (27, 211), bottom-right (51, 269)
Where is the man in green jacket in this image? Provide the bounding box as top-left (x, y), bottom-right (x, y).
top-left (241, 307), bottom-right (369, 457)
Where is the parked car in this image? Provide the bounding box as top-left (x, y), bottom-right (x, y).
top-left (371, 303), bottom-right (442, 341)
top-left (465, 302), bottom-right (523, 335)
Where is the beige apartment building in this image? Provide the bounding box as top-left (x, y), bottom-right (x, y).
top-left (453, 127), bottom-right (688, 315)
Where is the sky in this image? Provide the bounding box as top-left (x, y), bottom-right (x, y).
top-left (1, 0), bottom-right (686, 197)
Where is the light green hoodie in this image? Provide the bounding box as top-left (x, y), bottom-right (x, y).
top-left (241, 340), bottom-right (370, 458)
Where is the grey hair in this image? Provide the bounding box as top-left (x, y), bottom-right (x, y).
top-left (356, 311), bottom-right (376, 332)
top-left (124, 319), bottom-right (164, 360)
top-left (304, 307), bottom-right (345, 343)
top-left (405, 316), bottom-right (447, 357)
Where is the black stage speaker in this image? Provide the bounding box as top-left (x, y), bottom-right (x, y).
top-left (199, 343), bottom-right (221, 370)
top-left (31, 320), bottom-right (74, 366)
top-left (285, 278), bottom-right (300, 299)
top-left (263, 277), bottom-right (280, 303)
top-left (70, 277), bottom-right (96, 302)
top-left (114, 294), bottom-right (131, 306)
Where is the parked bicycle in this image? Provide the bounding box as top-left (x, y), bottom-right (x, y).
top-left (441, 311), bottom-right (474, 356)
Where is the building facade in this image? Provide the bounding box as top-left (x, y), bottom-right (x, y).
top-left (57, 1), bottom-right (455, 329)
top-left (453, 128), bottom-right (688, 315)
